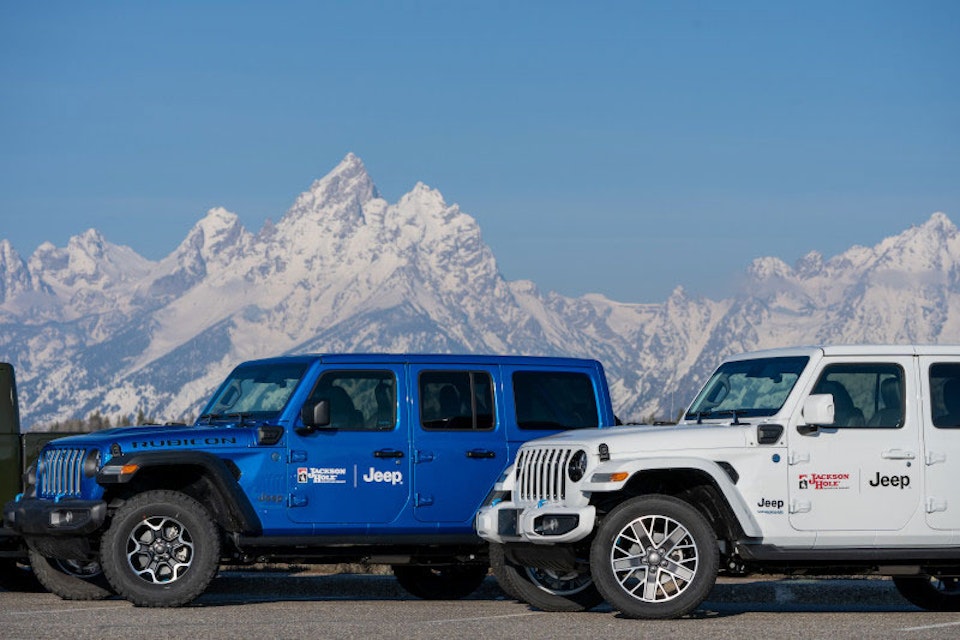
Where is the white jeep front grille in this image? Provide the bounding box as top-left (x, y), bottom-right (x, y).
top-left (515, 446), bottom-right (575, 504)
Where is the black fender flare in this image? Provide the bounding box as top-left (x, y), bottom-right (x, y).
top-left (97, 451), bottom-right (262, 535)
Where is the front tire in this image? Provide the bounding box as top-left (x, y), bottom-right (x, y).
top-left (590, 495), bottom-right (718, 619)
top-left (100, 490), bottom-right (220, 607)
top-left (489, 543), bottom-right (602, 612)
top-left (392, 564), bottom-right (488, 600)
top-left (894, 575), bottom-right (960, 611)
top-left (27, 550), bottom-right (111, 600)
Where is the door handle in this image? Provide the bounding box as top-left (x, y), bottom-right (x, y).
top-left (374, 449), bottom-right (404, 459)
top-left (881, 449), bottom-right (915, 460)
top-left (466, 449), bottom-right (496, 459)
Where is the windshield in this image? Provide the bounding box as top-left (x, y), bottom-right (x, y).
top-left (201, 362), bottom-right (309, 422)
top-left (685, 356), bottom-right (808, 420)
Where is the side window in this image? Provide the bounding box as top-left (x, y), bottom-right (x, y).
top-left (811, 363), bottom-right (904, 428)
top-left (306, 370), bottom-right (396, 430)
top-left (420, 371), bottom-right (495, 431)
top-left (513, 371), bottom-right (599, 430)
top-left (929, 363), bottom-right (960, 428)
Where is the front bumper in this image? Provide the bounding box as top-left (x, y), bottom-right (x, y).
top-left (476, 501), bottom-right (596, 545)
top-left (4, 497), bottom-right (107, 537)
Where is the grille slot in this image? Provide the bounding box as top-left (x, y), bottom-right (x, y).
top-left (39, 448), bottom-right (86, 498)
top-left (516, 447), bottom-right (574, 503)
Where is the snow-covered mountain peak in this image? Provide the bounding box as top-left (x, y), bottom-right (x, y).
top-left (0, 152), bottom-right (955, 429)
top-left (747, 256), bottom-right (793, 281)
top-left (274, 155), bottom-right (384, 254)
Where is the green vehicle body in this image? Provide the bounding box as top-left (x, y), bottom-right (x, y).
top-left (1, 363), bottom-right (71, 587)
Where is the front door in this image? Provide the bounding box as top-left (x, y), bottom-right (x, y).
top-left (788, 356), bottom-right (921, 531)
top-left (287, 366), bottom-right (411, 524)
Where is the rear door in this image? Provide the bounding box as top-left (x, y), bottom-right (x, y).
top-left (410, 364), bottom-right (506, 523)
top-left (919, 356), bottom-right (960, 530)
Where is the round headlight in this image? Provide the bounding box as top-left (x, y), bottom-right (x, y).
top-left (83, 449), bottom-right (102, 478)
top-left (568, 449), bottom-right (587, 482)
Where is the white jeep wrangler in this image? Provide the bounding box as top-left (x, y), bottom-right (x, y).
top-left (476, 346), bottom-right (960, 618)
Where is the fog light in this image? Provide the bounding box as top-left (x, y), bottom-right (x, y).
top-left (533, 514), bottom-right (579, 536)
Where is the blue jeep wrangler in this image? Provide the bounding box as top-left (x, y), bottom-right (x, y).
top-left (4, 354), bottom-right (615, 606)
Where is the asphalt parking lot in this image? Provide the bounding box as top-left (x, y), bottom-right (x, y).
top-left (3, 571), bottom-right (960, 640)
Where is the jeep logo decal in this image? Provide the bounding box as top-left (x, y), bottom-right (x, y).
top-left (362, 467), bottom-right (404, 485)
top-left (868, 472), bottom-right (911, 489)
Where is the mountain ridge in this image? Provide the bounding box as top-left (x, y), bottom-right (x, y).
top-left (1, 154), bottom-right (957, 428)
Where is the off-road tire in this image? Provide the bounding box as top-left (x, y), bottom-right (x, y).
top-left (27, 549), bottom-right (112, 600)
top-left (590, 495), bottom-right (718, 619)
top-left (392, 564), bottom-right (488, 600)
top-left (100, 490), bottom-right (220, 607)
top-left (489, 542), bottom-right (602, 612)
top-left (894, 575), bottom-right (960, 611)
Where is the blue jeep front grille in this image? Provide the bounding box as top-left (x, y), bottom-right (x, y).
top-left (39, 448), bottom-right (86, 498)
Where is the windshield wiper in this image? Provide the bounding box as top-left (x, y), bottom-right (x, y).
top-left (199, 413), bottom-right (222, 425)
top-left (692, 409), bottom-right (748, 425)
top-left (226, 412), bottom-right (254, 426)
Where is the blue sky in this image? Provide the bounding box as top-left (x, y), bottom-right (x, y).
top-left (1, 1), bottom-right (957, 302)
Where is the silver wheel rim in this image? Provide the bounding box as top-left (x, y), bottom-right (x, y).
top-left (125, 515), bottom-right (194, 585)
top-left (608, 513), bottom-right (699, 603)
top-left (524, 566), bottom-right (593, 596)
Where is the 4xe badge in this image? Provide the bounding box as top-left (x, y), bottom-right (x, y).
top-left (756, 497), bottom-right (785, 515)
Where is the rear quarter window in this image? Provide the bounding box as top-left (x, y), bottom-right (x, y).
top-left (513, 371), bottom-right (598, 430)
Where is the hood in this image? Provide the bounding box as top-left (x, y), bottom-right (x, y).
top-left (521, 422), bottom-right (753, 456)
top-left (43, 422), bottom-right (260, 453)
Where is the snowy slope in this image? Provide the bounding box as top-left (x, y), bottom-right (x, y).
top-left (2, 154), bottom-right (958, 428)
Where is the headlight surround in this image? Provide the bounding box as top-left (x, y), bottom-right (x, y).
top-left (567, 449), bottom-right (587, 482)
top-left (83, 449), bottom-right (102, 478)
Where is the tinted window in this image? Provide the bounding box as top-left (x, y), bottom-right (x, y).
top-left (420, 371), bottom-right (495, 431)
top-left (930, 363), bottom-right (960, 428)
top-left (513, 371), bottom-right (598, 430)
top-left (811, 363), bottom-right (904, 428)
top-left (306, 370), bottom-right (396, 430)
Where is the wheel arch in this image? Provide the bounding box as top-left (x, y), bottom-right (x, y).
top-left (97, 451), bottom-right (262, 535)
top-left (589, 462), bottom-right (760, 541)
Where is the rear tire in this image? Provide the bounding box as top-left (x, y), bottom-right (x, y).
top-left (27, 549), bottom-right (112, 600)
top-left (100, 490), bottom-right (220, 607)
top-left (489, 542), bottom-right (602, 612)
top-left (894, 575), bottom-right (960, 611)
top-left (392, 564), bottom-right (488, 600)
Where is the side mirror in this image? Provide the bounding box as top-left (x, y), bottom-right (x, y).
top-left (298, 400), bottom-right (331, 433)
top-left (799, 394), bottom-right (834, 435)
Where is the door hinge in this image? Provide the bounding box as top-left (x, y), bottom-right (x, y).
top-left (788, 451), bottom-right (810, 465)
top-left (288, 494), bottom-right (308, 508)
top-left (413, 450), bottom-right (434, 464)
top-left (926, 497), bottom-right (948, 513)
top-left (789, 499), bottom-right (811, 514)
top-left (289, 450), bottom-right (308, 463)
top-left (926, 451), bottom-right (947, 466)
top-left (414, 493), bottom-right (434, 507)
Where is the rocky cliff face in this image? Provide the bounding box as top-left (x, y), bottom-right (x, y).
top-left (2, 154), bottom-right (957, 427)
